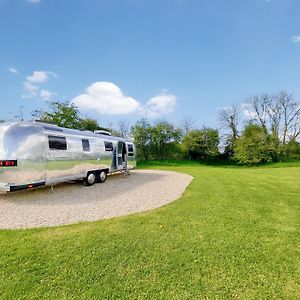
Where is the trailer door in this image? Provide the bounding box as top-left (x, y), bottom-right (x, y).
top-left (117, 141), bottom-right (127, 170)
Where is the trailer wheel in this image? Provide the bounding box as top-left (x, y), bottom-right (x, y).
top-left (98, 170), bottom-right (107, 183)
top-left (83, 172), bottom-right (97, 186)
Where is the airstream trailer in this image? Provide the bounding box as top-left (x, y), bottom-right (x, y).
top-left (0, 122), bottom-right (136, 192)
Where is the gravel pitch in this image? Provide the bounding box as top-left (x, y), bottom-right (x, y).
top-left (0, 170), bottom-right (193, 229)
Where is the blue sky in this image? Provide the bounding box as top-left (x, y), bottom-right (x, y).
top-left (1, 0), bottom-right (300, 128)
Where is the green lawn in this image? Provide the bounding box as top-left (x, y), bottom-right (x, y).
top-left (0, 162), bottom-right (299, 299)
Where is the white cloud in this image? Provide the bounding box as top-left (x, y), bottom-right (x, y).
top-left (140, 92), bottom-right (177, 118)
top-left (72, 82), bottom-right (140, 115)
top-left (40, 89), bottom-right (56, 101)
top-left (27, 0), bottom-right (40, 3)
top-left (23, 82), bottom-right (39, 96)
top-left (23, 70), bottom-right (57, 99)
top-left (291, 36), bottom-right (300, 43)
top-left (26, 70), bottom-right (57, 83)
top-left (72, 81), bottom-right (177, 117)
top-left (27, 71), bottom-right (48, 83)
top-left (8, 67), bottom-right (19, 74)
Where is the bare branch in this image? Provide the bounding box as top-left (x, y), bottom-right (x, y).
top-left (218, 105), bottom-right (240, 139)
top-left (118, 120), bottom-right (131, 138)
top-left (181, 117), bottom-right (195, 136)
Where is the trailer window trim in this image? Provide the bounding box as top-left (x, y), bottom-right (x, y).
top-left (48, 135), bottom-right (67, 150)
top-left (104, 141), bottom-right (113, 151)
top-left (82, 139), bottom-right (90, 151)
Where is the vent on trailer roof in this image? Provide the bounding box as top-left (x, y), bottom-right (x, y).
top-left (94, 130), bottom-right (111, 136)
top-left (35, 120), bottom-right (58, 126)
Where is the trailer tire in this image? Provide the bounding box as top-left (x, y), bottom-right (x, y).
top-left (83, 172), bottom-right (97, 186)
top-left (98, 170), bottom-right (107, 183)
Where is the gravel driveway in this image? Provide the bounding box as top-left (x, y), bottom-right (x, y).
top-left (0, 170), bottom-right (193, 229)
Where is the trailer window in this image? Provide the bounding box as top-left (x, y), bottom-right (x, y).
top-left (104, 141), bottom-right (113, 151)
top-left (82, 139), bottom-right (90, 151)
top-left (128, 144), bottom-right (134, 157)
top-left (48, 135), bottom-right (67, 150)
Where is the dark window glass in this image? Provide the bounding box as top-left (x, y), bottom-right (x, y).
top-left (82, 139), bottom-right (90, 151)
top-left (128, 144), bottom-right (134, 152)
top-left (104, 141), bottom-right (113, 151)
top-left (48, 135), bottom-right (67, 150)
top-left (128, 153), bottom-right (134, 157)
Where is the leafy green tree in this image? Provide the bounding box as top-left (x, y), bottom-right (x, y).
top-left (234, 124), bottom-right (273, 165)
top-left (131, 119), bottom-right (182, 161)
top-left (33, 101), bottom-right (81, 129)
top-left (131, 119), bottom-right (152, 161)
top-left (80, 117), bottom-right (100, 131)
top-left (182, 128), bottom-right (220, 160)
top-left (149, 121), bottom-right (182, 160)
top-left (280, 140), bottom-right (300, 161)
top-left (32, 101), bottom-right (102, 132)
top-left (222, 136), bottom-right (237, 159)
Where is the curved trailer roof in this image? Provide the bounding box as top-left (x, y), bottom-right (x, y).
top-left (0, 121), bottom-right (134, 143)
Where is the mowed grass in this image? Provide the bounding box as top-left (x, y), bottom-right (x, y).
top-left (0, 162), bottom-right (299, 299)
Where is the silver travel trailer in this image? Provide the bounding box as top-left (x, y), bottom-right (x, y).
top-left (0, 121), bottom-right (136, 192)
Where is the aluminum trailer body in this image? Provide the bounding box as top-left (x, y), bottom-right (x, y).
top-left (0, 122), bottom-right (136, 192)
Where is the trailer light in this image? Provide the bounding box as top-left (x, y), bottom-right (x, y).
top-left (28, 184), bottom-right (33, 188)
top-left (0, 160), bottom-right (17, 167)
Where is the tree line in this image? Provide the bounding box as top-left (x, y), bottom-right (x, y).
top-left (30, 91), bottom-right (300, 165)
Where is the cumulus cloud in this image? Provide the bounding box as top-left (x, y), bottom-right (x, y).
top-left (140, 92), bottom-right (177, 118)
top-left (27, 71), bottom-right (48, 83)
top-left (23, 82), bottom-right (39, 95)
top-left (73, 82), bottom-right (140, 115)
top-left (72, 81), bottom-right (177, 117)
top-left (26, 70), bottom-right (57, 83)
top-left (23, 70), bottom-right (57, 99)
top-left (8, 67), bottom-right (19, 74)
top-left (291, 36), bottom-right (300, 43)
top-left (40, 89), bottom-right (56, 101)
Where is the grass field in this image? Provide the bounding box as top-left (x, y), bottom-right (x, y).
top-left (0, 161), bottom-right (299, 299)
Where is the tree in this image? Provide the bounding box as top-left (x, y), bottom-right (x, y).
top-left (218, 105), bottom-right (240, 139)
top-left (218, 105), bottom-right (240, 159)
top-left (242, 92), bottom-right (300, 161)
top-left (182, 128), bottom-right (219, 160)
top-left (280, 140), bottom-right (300, 161)
top-left (131, 119), bottom-right (182, 161)
top-left (118, 120), bottom-right (130, 138)
top-left (80, 117), bottom-right (100, 132)
top-left (244, 92), bottom-right (300, 144)
top-left (131, 119), bottom-right (152, 161)
top-left (181, 117), bottom-right (195, 136)
top-left (32, 101), bottom-right (81, 129)
top-left (32, 101), bottom-right (102, 132)
top-left (244, 94), bottom-right (269, 133)
top-left (234, 124), bottom-right (273, 165)
top-left (278, 92), bottom-right (300, 144)
top-left (149, 121), bottom-right (182, 160)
